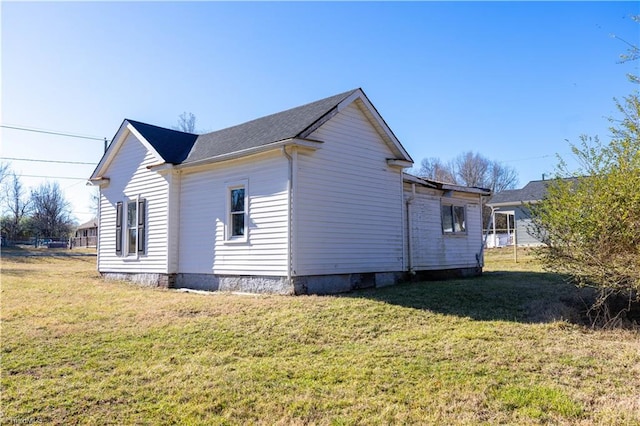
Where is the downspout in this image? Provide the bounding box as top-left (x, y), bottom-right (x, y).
top-left (282, 147), bottom-right (293, 284)
top-left (406, 183), bottom-right (416, 275)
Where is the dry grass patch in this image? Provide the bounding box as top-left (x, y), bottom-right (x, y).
top-left (1, 249), bottom-right (639, 424)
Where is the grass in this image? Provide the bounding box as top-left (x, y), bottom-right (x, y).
top-left (1, 247), bottom-right (639, 424)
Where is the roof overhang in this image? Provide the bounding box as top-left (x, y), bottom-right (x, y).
top-left (403, 173), bottom-right (491, 195)
top-left (387, 159), bottom-right (413, 169)
top-left (487, 199), bottom-right (540, 208)
top-left (87, 177), bottom-right (110, 187)
top-left (176, 137), bottom-right (323, 170)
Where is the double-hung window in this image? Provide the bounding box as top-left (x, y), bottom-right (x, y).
top-left (442, 204), bottom-right (466, 234)
top-left (116, 197), bottom-right (146, 256)
top-left (227, 181), bottom-right (248, 241)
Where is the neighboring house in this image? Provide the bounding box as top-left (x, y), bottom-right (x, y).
top-left (89, 88), bottom-right (490, 294)
top-left (72, 218), bottom-right (98, 247)
top-left (486, 179), bottom-right (569, 247)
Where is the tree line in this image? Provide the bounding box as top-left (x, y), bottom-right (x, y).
top-left (0, 166), bottom-right (76, 243)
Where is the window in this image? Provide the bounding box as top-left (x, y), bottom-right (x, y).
top-left (442, 204), bottom-right (466, 234)
top-left (227, 182), bottom-right (247, 240)
top-left (115, 198), bottom-right (146, 256)
top-left (127, 201), bottom-right (137, 254)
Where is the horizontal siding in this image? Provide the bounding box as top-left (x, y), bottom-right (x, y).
top-left (98, 132), bottom-right (169, 273)
top-left (515, 206), bottom-right (544, 246)
top-left (295, 101), bottom-right (404, 276)
top-left (178, 151), bottom-right (289, 276)
top-left (407, 184), bottom-right (484, 270)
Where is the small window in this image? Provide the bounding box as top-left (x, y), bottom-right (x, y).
top-left (228, 183), bottom-right (247, 240)
top-left (116, 197), bottom-right (146, 256)
top-left (127, 201), bottom-right (137, 254)
top-left (442, 204), bottom-right (466, 234)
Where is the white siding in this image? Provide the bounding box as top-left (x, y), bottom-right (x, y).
top-left (295, 101), bottom-right (405, 276)
top-left (178, 150), bottom-right (289, 276)
top-left (407, 183), bottom-right (484, 270)
top-left (98, 132), bottom-right (170, 273)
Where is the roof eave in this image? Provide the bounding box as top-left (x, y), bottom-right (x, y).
top-left (176, 138), bottom-right (323, 170)
top-left (487, 199), bottom-right (540, 208)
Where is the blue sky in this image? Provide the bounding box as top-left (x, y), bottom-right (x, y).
top-left (2, 1), bottom-right (638, 224)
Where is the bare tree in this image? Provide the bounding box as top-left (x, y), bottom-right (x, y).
top-left (417, 157), bottom-right (456, 183)
top-left (452, 151), bottom-right (491, 188)
top-left (30, 181), bottom-right (75, 239)
top-left (1, 173), bottom-right (31, 242)
top-left (175, 112), bottom-right (197, 133)
top-left (417, 151), bottom-right (518, 191)
top-left (489, 161), bottom-right (519, 193)
top-left (0, 162), bottom-right (10, 186)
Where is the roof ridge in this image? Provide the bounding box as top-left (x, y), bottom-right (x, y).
top-left (125, 118), bottom-right (198, 136)
top-left (197, 88), bottom-right (360, 138)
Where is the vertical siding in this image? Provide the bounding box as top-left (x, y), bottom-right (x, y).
top-left (408, 183), bottom-right (484, 270)
top-left (295, 101), bottom-right (405, 276)
top-left (98, 132), bottom-right (170, 273)
top-left (178, 150), bottom-right (289, 276)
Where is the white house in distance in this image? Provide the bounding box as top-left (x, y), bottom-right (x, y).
top-left (89, 89), bottom-right (490, 294)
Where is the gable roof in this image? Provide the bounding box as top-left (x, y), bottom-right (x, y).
top-left (487, 178), bottom-right (577, 206)
top-left (126, 120), bottom-right (198, 164)
top-left (185, 89), bottom-right (359, 164)
top-left (91, 88), bottom-right (412, 181)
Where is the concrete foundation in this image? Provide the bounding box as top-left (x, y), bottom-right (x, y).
top-left (101, 272), bottom-right (176, 288)
top-left (101, 268), bottom-right (480, 295)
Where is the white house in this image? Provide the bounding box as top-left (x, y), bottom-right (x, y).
top-left (89, 89), bottom-right (490, 294)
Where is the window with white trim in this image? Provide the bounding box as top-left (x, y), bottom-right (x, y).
top-left (115, 197), bottom-right (146, 255)
top-left (227, 182), bottom-right (247, 240)
top-left (442, 204), bottom-right (466, 234)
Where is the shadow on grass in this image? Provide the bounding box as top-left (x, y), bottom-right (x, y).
top-left (344, 271), bottom-right (594, 325)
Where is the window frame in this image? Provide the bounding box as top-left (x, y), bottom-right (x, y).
top-left (116, 196), bottom-right (146, 257)
top-left (441, 203), bottom-right (467, 235)
top-left (226, 180), bottom-right (249, 243)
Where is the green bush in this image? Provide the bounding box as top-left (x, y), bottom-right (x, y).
top-left (531, 93), bottom-right (640, 327)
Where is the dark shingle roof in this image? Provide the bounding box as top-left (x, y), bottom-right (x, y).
top-left (126, 119), bottom-right (198, 164)
top-left (487, 178), bottom-right (577, 206)
top-left (184, 89), bottom-right (358, 164)
top-left (76, 218), bottom-right (98, 230)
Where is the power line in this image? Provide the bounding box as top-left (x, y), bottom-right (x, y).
top-left (0, 156), bottom-right (97, 166)
top-left (21, 174), bottom-right (88, 181)
top-left (1, 124), bottom-right (109, 142)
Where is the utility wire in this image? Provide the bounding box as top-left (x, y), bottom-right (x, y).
top-left (1, 124), bottom-right (109, 142)
top-left (0, 156), bottom-right (97, 166)
top-left (21, 174), bottom-right (88, 181)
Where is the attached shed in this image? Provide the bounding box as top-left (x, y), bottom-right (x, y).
top-left (89, 88), bottom-right (490, 294)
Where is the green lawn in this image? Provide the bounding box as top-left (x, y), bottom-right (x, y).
top-left (1, 248), bottom-right (639, 425)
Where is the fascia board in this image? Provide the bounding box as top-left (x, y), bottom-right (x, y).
top-left (402, 173), bottom-right (439, 188)
top-left (439, 183), bottom-right (492, 196)
top-left (487, 199), bottom-right (539, 208)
